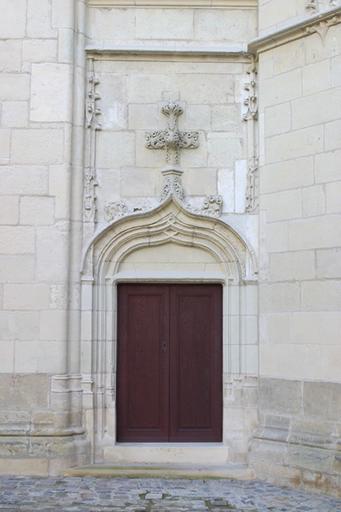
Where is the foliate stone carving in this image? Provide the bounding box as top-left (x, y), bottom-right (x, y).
top-left (160, 170), bottom-right (185, 202)
top-left (188, 195), bottom-right (223, 218)
top-left (245, 157), bottom-right (259, 213)
top-left (86, 74), bottom-right (102, 130)
top-left (306, 13), bottom-right (341, 40)
top-left (84, 72), bottom-right (102, 223)
top-left (145, 102), bottom-right (200, 166)
top-left (243, 65), bottom-right (258, 122)
top-left (306, 0), bottom-right (318, 12)
top-left (104, 200), bottom-right (152, 222)
top-left (105, 101), bottom-right (223, 222)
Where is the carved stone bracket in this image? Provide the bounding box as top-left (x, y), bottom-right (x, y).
top-left (84, 71), bottom-right (102, 223)
top-left (305, 13), bottom-right (341, 40)
top-left (306, 0), bottom-right (339, 13)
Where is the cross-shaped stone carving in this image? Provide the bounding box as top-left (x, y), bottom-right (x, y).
top-left (145, 102), bottom-right (200, 168)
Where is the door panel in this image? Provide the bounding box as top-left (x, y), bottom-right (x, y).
top-left (117, 284), bottom-right (170, 441)
top-left (117, 283), bottom-right (222, 442)
top-left (169, 285), bottom-right (222, 441)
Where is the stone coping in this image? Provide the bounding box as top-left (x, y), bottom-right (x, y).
top-left (88, 0), bottom-right (257, 9)
top-left (85, 41), bottom-right (250, 57)
top-left (249, 6), bottom-right (341, 54)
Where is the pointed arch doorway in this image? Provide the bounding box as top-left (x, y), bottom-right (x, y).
top-left (117, 283), bottom-right (222, 443)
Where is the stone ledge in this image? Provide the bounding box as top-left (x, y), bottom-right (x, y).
top-left (88, 0), bottom-right (257, 9)
top-left (64, 463), bottom-right (255, 480)
top-left (86, 41), bottom-right (250, 57)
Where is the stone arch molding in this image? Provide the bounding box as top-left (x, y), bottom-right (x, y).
top-left (82, 196), bottom-right (257, 282)
top-left (80, 197), bottom-right (258, 454)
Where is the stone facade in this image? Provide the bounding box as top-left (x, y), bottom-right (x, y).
top-left (0, 0), bottom-right (340, 497)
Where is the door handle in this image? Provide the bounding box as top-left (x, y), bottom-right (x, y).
top-left (161, 342), bottom-right (167, 353)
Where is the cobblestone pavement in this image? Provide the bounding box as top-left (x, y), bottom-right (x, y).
top-left (0, 477), bottom-right (340, 512)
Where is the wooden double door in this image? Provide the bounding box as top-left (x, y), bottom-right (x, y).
top-left (117, 284), bottom-right (222, 442)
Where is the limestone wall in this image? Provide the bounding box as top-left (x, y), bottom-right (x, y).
top-left (0, 0), bottom-right (88, 474)
top-left (253, 3), bottom-right (341, 495)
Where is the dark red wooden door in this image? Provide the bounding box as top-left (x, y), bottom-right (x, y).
top-left (117, 284), bottom-right (222, 442)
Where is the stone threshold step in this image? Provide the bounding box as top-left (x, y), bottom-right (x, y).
top-left (64, 463), bottom-right (255, 480)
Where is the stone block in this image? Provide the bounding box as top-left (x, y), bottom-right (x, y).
top-left (269, 251), bottom-right (315, 281)
top-left (301, 281), bottom-right (341, 311)
top-left (290, 312), bottom-right (341, 345)
top-left (14, 340), bottom-right (65, 374)
top-left (3, 284), bottom-right (49, 311)
top-left (211, 105), bottom-right (241, 132)
top-left (40, 310), bottom-right (67, 341)
top-left (49, 165), bottom-right (69, 219)
top-left (261, 313), bottom-right (291, 345)
top-left (27, 0), bottom-right (57, 38)
top-left (97, 132), bottom-right (135, 168)
top-left (218, 168), bottom-right (234, 212)
top-left (11, 129), bottom-right (64, 165)
top-left (0, 0), bottom-right (26, 38)
top-left (302, 185), bottom-right (325, 217)
top-left (266, 126), bottom-right (323, 163)
top-left (259, 378), bottom-right (302, 415)
top-left (316, 248), bottom-right (341, 278)
top-left (0, 341), bottom-right (14, 372)
top-left (264, 102), bottom-right (291, 136)
top-left (265, 221), bottom-right (289, 252)
top-left (325, 120), bottom-right (341, 151)
top-left (302, 59), bottom-right (331, 95)
top-left (183, 168), bottom-right (217, 196)
top-left (87, 7), bottom-right (135, 40)
top-left (0, 166), bottom-right (48, 196)
top-left (0, 129), bottom-right (10, 164)
top-left (135, 131), bottom-right (165, 168)
top-left (289, 215), bottom-right (341, 250)
top-left (127, 73), bottom-right (172, 103)
top-left (0, 255), bottom-right (35, 283)
top-left (51, 0), bottom-right (74, 29)
top-left (0, 74), bottom-right (30, 102)
top-left (288, 444), bottom-right (332, 473)
top-left (20, 196), bottom-right (55, 226)
top-left (262, 189), bottom-right (302, 222)
top-left (0, 458), bottom-right (48, 476)
top-left (0, 374), bottom-right (48, 409)
top-left (292, 88), bottom-right (341, 130)
top-left (315, 150), bottom-right (341, 183)
top-left (120, 168), bottom-right (159, 197)
top-left (0, 196), bottom-right (19, 225)
top-left (180, 74), bottom-right (234, 105)
top-left (128, 104), bottom-right (160, 130)
top-left (36, 224), bottom-right (68, 281)
top-left (194, 9), bottom-right (256, 42)
top-left (30, 63), bottom-right (72, 122)
top-left (260, 157), bottom-right (314, 194)
top-left (208, 134), bottom-right (242, 167)
top-left (57, 28), bottom-right (74, 64)
top-left (326, 182), bottom-right (341, 213)
top-left (136, 9), bottom-right (193, 40)
top-left (304, 383), bottom-right (341, 423)
top-left (2, 102), bottom-right (28, 128)
top-left (260, 282), bottom-right (300, 313)
top-left (260, 69), bottom-right (302, 108)
top-left (0, 226), bottom-right (34, 255)
top-left (0, 41), bottom-right (22, 72)
top-left (23, 39), bottom-right (57, 66)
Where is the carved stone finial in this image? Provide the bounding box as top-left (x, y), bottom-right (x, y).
top-left (145, 102), bottom-right (200, 167)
